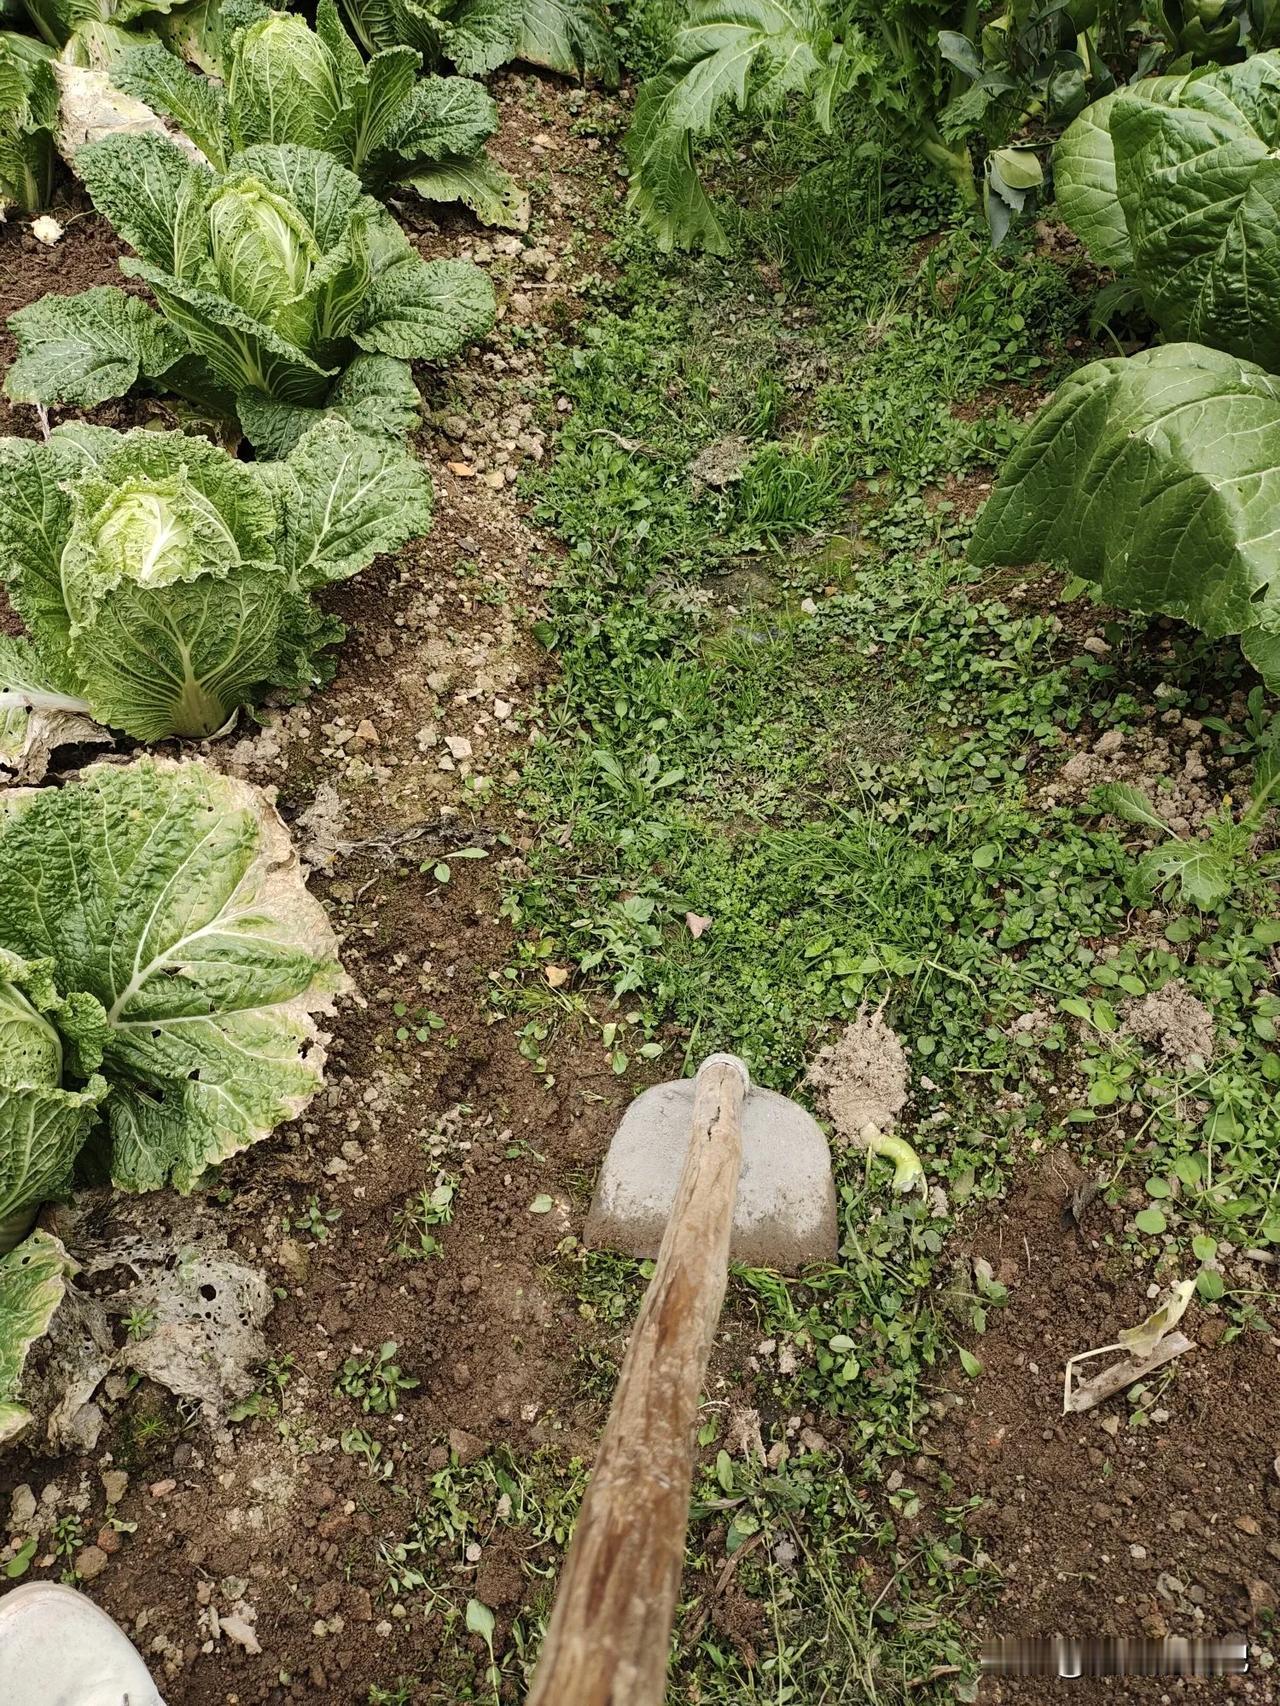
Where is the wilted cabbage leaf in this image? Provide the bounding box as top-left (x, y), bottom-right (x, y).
top-left (0, 1228), bottom-right (72, 1443)
top-left (0, 416), bottom-right (432, 739)
top-left (1054, 54), bottom-right (1280, 369)
top-left (968, 343), bottom-right (1280, 687)
top-left (5, 131), bottom-right (495, 449)
top-left (0, 756), bottom-right (347, 1194)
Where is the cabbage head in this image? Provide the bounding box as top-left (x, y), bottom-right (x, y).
top-left (5, 133), bottom-right (495, 453)
top-left (0, 416), bottom-right (432, 739)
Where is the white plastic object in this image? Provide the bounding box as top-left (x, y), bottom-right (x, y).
top-left (0, 1581), bottom-right (166, 1705)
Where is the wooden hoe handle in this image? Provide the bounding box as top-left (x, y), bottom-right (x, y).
top-left (526, 1054), bottom-right (749, 1706)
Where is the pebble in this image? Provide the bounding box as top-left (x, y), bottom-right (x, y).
top-left (76, 1545), bottom-right (109, 1581)
top-left (101, 1471), bottom-right (128, 1506)
top-left (148, 1480), bottom-right (176, 1499)
top-left (8, 1485), bottom-right (36, 1528)
top-left (96, 1526), bottom-right (122, 1555)
top-left (445, 735), bottom-right (473, 760)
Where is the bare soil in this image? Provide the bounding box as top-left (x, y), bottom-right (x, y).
top-left (931, 1160), bottom-right (1280, 1704)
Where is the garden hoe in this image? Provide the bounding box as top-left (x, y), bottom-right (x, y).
top-left (526, 1053), bottom-right (838, 1706)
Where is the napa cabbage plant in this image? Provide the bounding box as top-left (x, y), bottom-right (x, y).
top-left (968, 343), bottom-right (1280, 687)
top-left (0, 33), bottom-right (58, 215)
top-left (15, 0), bottom-right (229, 74)
top-left (4, 132), bottom-right (495, 452)
top-left (0, 416), bottom-right (432, 739)
top-left (0, 755), bottom-right (345, 1438)
top-left (337, 0), bottom-right (615, 84)
top-left (1054, 53), bottom-right (1280, 367)
top-left (117, 0), bottom-right (527, 228)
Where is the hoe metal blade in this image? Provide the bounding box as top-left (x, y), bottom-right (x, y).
top-left (585, 1076), bottom-right (838, 1273)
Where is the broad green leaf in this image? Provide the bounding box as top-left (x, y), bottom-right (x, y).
top-left (234, 353), bottom-right (420, 453)
top-left (326, 352), bottom-right (420, 438)
top-left (968, 343), bottom-right (1280, 686)
top-left (398, 151), bottom-right (528, 228)
top-left (232, 141), bottom-right (367, 254)
top-left (314, 0), bottom-right (367, 87)
top-left (355, 256), bottom-right (495, 359)
top-left (511, 0), bottom-right (616, 82)
top-left (123, 258), bottom-right (338, 406)
top-left (54, 431), bottom-right (288, 739)
top-left (1140, 839), bottom-right (1234, 910)
top-left (0, 1081), bottom-right (105, 1253)
top-left (1095, 781), bottom-right (1168, 832)
top-left (335, 0), bottom-right (442, 56)
top-left (5, 285), bottom-right (187, 409)
top-left (0, 1230), bottom-right (71, 1443)
top-left (115, 42), bottom-right (232, 168)
top-left (1056, 56), bottom-right (1280, 366)
top-left (259, 415), bottom-right (433, 586)
top-left (1052, 79), bottom-right (1188, 270)
top-left (344, 46), bottom-right (420, 172)
top-left (388, 73), bottom-right (496, 161)
top-left (0, 41), bottom-right (58, 217)
top-left (0, 757), bottom-right (347, 1193)
top-left (443, 0), bottom-right (521, 74)
top-left (76, 130), bottom-right (213, 280)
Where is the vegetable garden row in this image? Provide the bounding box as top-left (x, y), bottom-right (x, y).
top-left (0, 0), bottom-right (1276, 1688)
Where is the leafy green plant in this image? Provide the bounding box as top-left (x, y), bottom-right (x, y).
top-left (1099, 765), bottom-right (1280, 909)
top-left (0, 417), bottom-right (432, 740)
top-left (118, 0), bottom-right (528, 229)
top-left (336, 1340), bottom-right (419, 1412)
top-left (16, 0), bottom-right (232, 74)
top-left (0, 757), bottom-right (343, 1440)
top-left (336, 0), bottom-right (616, 83)
top-left (4, 132), bottom-right (494, 454)
top-left (0, 756), bottom-right (345, 1198)
top-left (0, 32), bottom-right (57, 216)
top-left (392, 1178), bottom-right (457, 1258)
top-left (968, 343), bottom-right (1280, 684)
top-left (1053, 54), bottom-right (1280, 365)
top-left (623, 0), bottom-right (875, 254)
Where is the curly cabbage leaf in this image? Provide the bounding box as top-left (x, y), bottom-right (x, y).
top-left (5, 131), bottom-right (495, 444)
top-left (0, 417), bottom-right (432, 738)
top-left (968, 343), bottom-right (1280, 687)
top-left (0, 1228), bottom-right (72, 1442)
top-left (1054, 54), bottom-right (1280, 368)
top-left (0, 756), bottom-right (347, 1194)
